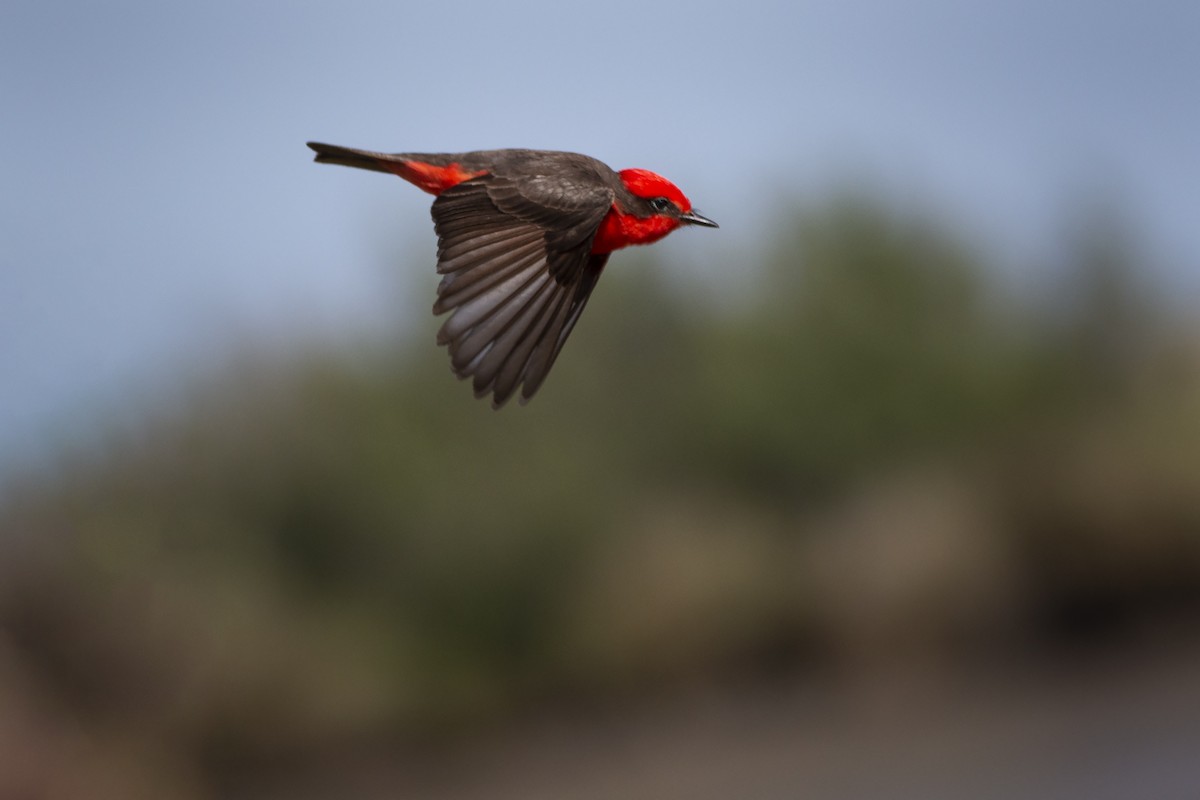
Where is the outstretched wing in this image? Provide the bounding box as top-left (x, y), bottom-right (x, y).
top-left (430, 172), bottom-right (612, 407)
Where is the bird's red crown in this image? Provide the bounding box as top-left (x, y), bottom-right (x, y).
top-left (618, 169), bottom-right (693, 212)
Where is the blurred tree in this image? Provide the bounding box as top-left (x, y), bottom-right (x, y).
top-left (1, 191), bottom-right (1198, 798)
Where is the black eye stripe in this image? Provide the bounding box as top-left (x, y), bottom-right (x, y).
top-left (650, 197), bottom-right (674, 212)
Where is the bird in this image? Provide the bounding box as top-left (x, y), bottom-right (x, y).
top-left (307, 141), bottom-right (717, 408)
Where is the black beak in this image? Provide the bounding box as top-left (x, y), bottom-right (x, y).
top-left (680, 209), bottom-right (719, 228)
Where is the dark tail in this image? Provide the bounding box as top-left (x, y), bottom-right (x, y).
top-left (307, 141), bottom-right (406, 174)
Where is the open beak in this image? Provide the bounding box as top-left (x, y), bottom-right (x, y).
top-left (680, 209), bottom-right (719, 228)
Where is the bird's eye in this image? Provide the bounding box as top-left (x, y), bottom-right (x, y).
top-left (650, 197), bottom-right (675, 213)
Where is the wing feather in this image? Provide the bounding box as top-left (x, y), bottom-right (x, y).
top-left (433, 238), bottom-right (545, 312)
top-left (439, 226), bottom-right (536, 262)
top-left (437, 253), bottom-right (547, 343)
top-left (429, 175), bottom-right (611, 406)
top-left (437, 228), bottom-right (542, 274)
top-left (474, 273), bottom-right (563, 398)
top-left (448, 264), bottom-right (553, 369)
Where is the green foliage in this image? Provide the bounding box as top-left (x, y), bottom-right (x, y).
top-left (2, 196), bottom-right (1197, 783)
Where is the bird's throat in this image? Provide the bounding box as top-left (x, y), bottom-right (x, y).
top-left (591, 206), bottom-right (678, 254)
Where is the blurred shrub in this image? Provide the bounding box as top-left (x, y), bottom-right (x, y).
top-left (1, 196), bottom-right (1198, 793)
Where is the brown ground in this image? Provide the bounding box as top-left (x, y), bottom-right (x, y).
top-left (232, 639), bottom-right (1200, 800)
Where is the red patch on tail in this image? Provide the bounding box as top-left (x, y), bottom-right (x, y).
top-left (385, 161), bottom-right (487, 195)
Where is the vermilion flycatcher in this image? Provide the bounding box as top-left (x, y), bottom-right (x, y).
top-left (308, 142), bottom-right (717, 407)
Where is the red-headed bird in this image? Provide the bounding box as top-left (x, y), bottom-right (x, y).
top-left (307, 142), bottom-right (717, 408)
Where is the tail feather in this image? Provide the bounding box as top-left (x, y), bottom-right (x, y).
top-left (307, 142), bottom-right (484, 195)
top-left (307, 141), bottom-right (406, 174)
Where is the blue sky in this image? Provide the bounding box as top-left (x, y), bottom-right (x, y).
top-left (2, 1), bottom-right (1198, 479)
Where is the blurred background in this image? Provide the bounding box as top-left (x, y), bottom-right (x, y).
top-left (3, 2), bottom-right (1200, 797)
